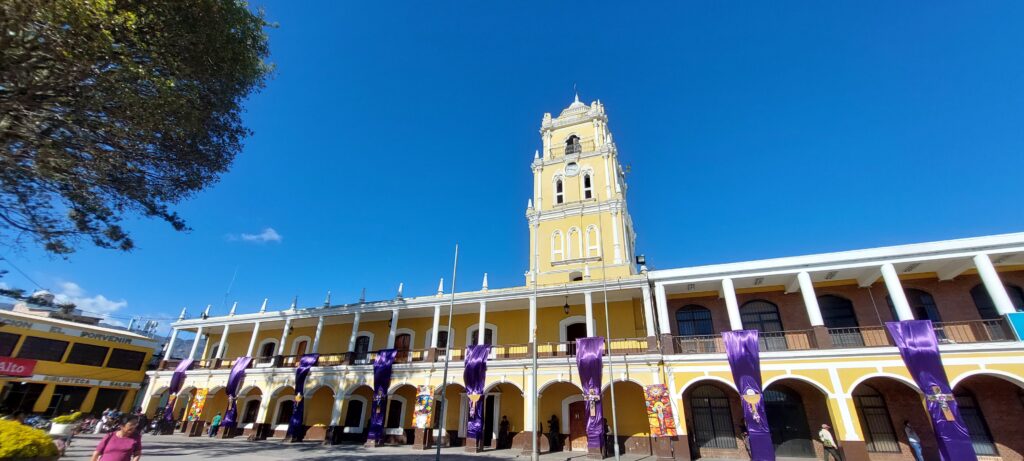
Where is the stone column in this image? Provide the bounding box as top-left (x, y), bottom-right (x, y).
top-left (641, 283), bottom-right (659, 352)
top-left (325, 394), bottom-right (346, 445)
top-left (655, 284), bottom-right (674, 354)
top-left (721, 278), bottom-right (743, 330)
top-left (974, 253), bottom-right (1017, 315)
top-left (387, 309), bottom-right (399, 348)
top-left (347, 312), bottom-right (361, 364)
top-left (881, 263), bottom-right (914, 320)
top-left (215, 324), bottom-right (230, 365)
top-left (797, 271), bottom-right (832, 348)
top-left (188, 327), bottom-right (204, 360)
top-left (161, 328), bottom-right (179, 368)
top-left (278, 318), bottom-right (292, 356)
top-left (246, 321), bottom-right (261, 357)
top-left (477, 300), bottom-right (487, 344)
top-left (311, 316), bottom-right (325, 353)
top-left (584, 291), bottom-right (595, 337)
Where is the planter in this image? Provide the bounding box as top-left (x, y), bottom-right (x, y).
top-left (49, 423), bottom-right (75, 436)
top-left (305, 426), bottom-right (327, 442)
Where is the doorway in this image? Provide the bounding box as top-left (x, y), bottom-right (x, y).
top-left (568, 400), bottom-right (587, 452)
top-left (242, 400), bottom-right (260, 424)
top-left (0, 382), bottom-right (45, 413)
top-left (395, 334), bottom-right (411, 362)
top-left (92, 388), bottom-right (128, 414)
top-left (46, 385), bottom-right (90, 417)
top-left (765, 386), bottom-right (814, 457)
top-left (566, 323), bottom-right (587, 356)
top-left (481, 395), bottom-right (496, 447)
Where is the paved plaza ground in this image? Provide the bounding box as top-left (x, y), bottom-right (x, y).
top-left (61, 433), bottom-right (666, 461)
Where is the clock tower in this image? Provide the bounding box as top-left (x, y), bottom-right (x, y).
top-left (526, 95), bottom-right (637, 285)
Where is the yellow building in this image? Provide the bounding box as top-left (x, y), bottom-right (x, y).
top-left (0, 309), bottom-right (156, 416)
top-left (142, 97), bottom-right (1024, 461)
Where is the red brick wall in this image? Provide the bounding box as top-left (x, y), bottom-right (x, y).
top-left (956, 375), bottom-right (1024, 461)
top-left (853, 378), bottom-right (935, 461)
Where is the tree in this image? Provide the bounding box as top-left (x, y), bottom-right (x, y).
top-left (0, 0), bottom-right (271, 254)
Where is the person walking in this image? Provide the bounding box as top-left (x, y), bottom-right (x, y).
top-left (904, 421), bottom-right (924, 461)
top-left (208, 412), bottom-right (222, 437)
top-left (818, 424), bottom-right (844, 461)
top-left (90, 416), bottom-right (142, 461)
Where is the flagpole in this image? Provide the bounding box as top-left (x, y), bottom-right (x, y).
top-left (596, 194), bottom-right (620, 461)
top-left (435, 244), bottom-right (459, 461)
top-left (531, 269), bottom-right (540, 461)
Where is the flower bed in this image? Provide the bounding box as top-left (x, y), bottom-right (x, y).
top-left (0, 420), bottom-right (59, 460)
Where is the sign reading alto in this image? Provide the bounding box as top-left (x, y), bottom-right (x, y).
top-left (0, 357), bottom-right (37, 377)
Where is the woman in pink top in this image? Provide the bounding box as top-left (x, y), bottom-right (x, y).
top-left (90, 416), bottom-right (142, 461)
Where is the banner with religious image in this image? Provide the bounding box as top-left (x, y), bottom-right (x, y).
top-left (886, 320), bottom-right (977, 461)
top-left (723, 330), bottom-right (775, 461)
top-left (575, 337), bottom-right (605, 450)
top-left (186, 388), bottom-right (208, 421)
top-left (643, 384), bottom-right (677, 437)
top-left (286, 354), bottom-right (319, 440)
top-left (367, 349), bottom-right (397, 442)
top-left (414, 385), bottom-right (434, 429)
top-left (162, 358), bottom-right (194, 424)
top-left (220, 356), bottom-right (253, 430)
top-left (463, 344), bottom-right (491, 440)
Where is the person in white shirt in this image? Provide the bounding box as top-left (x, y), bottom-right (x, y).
top-left (904, 420), bottom-right (924, 461)
top-left (818, 424), bottom-right (844, 461)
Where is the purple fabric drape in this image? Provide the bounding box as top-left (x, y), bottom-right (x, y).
top-left (886, 321), bottom-right (978, 461)
top-left (575, 337), bottom-right (605, 450)
top-left (220, 356), bottom-right (253, 430)
top-left (723, 330), bottom-right (775, 461)
top-left (367, 349), bottom-right (397, 442)
top-left (162, 358), bottom-right (195, 423)
top-left (463, 344), bottom-right (491, 440)
top-left (286, 354), bottom-right (320, 439)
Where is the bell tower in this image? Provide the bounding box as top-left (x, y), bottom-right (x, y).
top-left (526, 95), bottom-right (637, 285)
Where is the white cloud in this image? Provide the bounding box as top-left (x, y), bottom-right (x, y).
top-left (53, 281), bottom-right (128, 325)
top-left (236, 227), bottom-right (283, 244)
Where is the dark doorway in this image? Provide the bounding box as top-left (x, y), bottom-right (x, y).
top-left (295, 340), bottom-right (308, 356)
top-left (275, 400), bottom-right (294, 425)
top-left (469, 329), bottom-right (493, 346)
top-left (354, 336), bottom-right (370, 362)
top-left (344, 400), bottom-right (364, 428)
top-left (740, 301), bottom-right (786, 351)
top-left (46, 385), bottom-right (90, 417)
top-left (820, 295), bottom-right (863, 347)
top-left (568, 400), bottom-right (587, 451)
top-left (385, 398), bottom-right (403, 428)
top-left (395, 334), bottom-right (411, 362)
top-left (259, 342), bottom-right (276, 358)
top-left (566, 323), bottom-right (587, 356)
top-left (482, 395), bottom-right (495, 448)
top-left (764, 386), bottom-right (814, 457)
top-left (91, 388), bottom-right (128, 415)
top-left (0, 382), bottom-right (45, 413)
top-left (242, 399), bottom-right (260, 424)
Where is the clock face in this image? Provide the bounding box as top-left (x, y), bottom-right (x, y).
top-left (565, 162), bottom-right (580, 177)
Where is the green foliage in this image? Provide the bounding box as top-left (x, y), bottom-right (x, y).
top-left (51, 411), bottom-right (84, 424)
top-left (0, 420), bottom-right (59, 458)
top-left (0, 0), bottom-right (272, 254)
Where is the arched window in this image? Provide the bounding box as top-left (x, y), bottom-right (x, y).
top-left (764, 386), bottom-right (814, 457)
top-left (567, 227), bottom-right (581, 260)
top-left (555, 179), bottom-right (564, 204)
top-left (385, 398), bottom-right (404, 428)
top-left (468, 325), bottom-right (496, 346)
top-left (970, 283), bottom-right (1024, 319)
top-left (354, 335), bottom-right (370, 362)
top-left (583, 173), bottom-right (593, 199)
top-left (819, 295), bottom-right (863, 347)
top-left (275, 400), bottom-right (294, 425)
top-left (852, 385), bottom-right (899, 452)
top-left (585, 226), bottom-right (600, 258)
top-left (690, 385), bottom-right (736, 449)
top-left (887, 289), bottom-right (942, 322)
top-left (551, 230), bottom-right (564, 262)
top-left (258, 341), bottom-right (277, 358)
top-left (207, 344), bottom-right (220, 360)
top-left (394, 333), bottom-right (411, 361)
top-left (566, 135), bottom-right (581, 155)
top-left (343, 399), bottom-right (364, 428)
top-left (241, 399), bottom-right (260, 424)
top-left (675, 305), bottom-right (713, 337)
top-left (955, 390), bottom-right (997, 455)
top-left (740, 300), bottom-right (785, 351)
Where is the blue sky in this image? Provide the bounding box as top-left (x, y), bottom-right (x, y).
top-left (3, 1), bottom-right (1024, 330)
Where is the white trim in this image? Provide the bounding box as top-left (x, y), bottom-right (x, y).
top-left (270, 395), bottom-right (295, 426)
top-left (585, 225), bottom-right (601, 258)
top-left (354, 331), bottom-right (375, 364)
top-left (581, 171), bottom-right (594, 200)
top-left (393, 328), bottom-right (416, 351)
top-left (559, 315), bottom-right (588, 342)
top-left (290, 336), bottom-right (312, 356)
top-left (560, 394), bottom-right (583, 436)
top-left (466, 323), bottom-right (498, 347)
top-left (385, 394), bottom-right (408, 429)
top-left (424, 326), bottom-right (452, 349)
top-left (551, 230), bottom-right (564, 262)
top-left (256, 339), bottom-right (278, 357)
top-left (567, 226), bottom-right (582, 260)
top-left (239, 396), bottom-right (262, 425)
top-left (950, 369), bottom-right (1024, 390)
top-left (342, 395), bottom-right (368, 433)
top-left (763, 374), bottom-right (833, 396)
top-left (554, 176), bottom-right (565, 205)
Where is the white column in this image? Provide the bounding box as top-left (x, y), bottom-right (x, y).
top-left (611, 210), bottom-right (622, 264)
top-left (246, 321), bottom-right (261, 357)
top-left (477, 300), bottom-right (487, 345)
top-left (387, 309), bottom-right (399, 348)
top-left (655, 284), bottom-right (671, 335)
top-left (797, 272), bottom-right (824, 326)
top-left (603, 153), bottom-right (612, 198)
top-left (311, 316), bottom-right (325, 353)
top-left (534, 165), bottom-right (542, 212)
top-left (348, 312), bottom-right (361, 352)
top-left (164, 328), bottom-right (179, 358)
top-left (430, 305), bottom-right (441, 348)
top-left (329, 394), bottom-right (346, 426)
top-left (277, 318), bottom-right (291, 355)
top-left (974, 254), bottom-right (1017, 316)
top-left (641, 284), bottom-right (657, 337)
top-left (584, 291), bottom-right (595, 337)
top-left (881, 263), bottom-right (914, 321)
top-left (188, 327), bottom-right (204, 360)
top-left (529, 295), bottom-right (538, 343)
top-left (722, 278), bottom-right (743, 330)
top-left (216, 324), bottom-right (230, 360)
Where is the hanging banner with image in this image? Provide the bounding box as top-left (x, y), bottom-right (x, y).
top-left (886, 320), bottom-right (977, 461)
top-left (723, 330), bottom-right (775, 461)
top-left (162, 358), bottom-right (195, 424)
top-left (220, 356), bottom-right (253, 431)
top-left (286, 353), bottom-right (319, 440)
top-left (367, 349), bottom-right (397, 442)
top-left (186, 388), bottom-right (208, 421)
top-left (575, 337), bottom-right (605, 450)
top-left (644, 384), bottom-right (677, 437)
top-left (414, 385), bottom-right (434, 429)
top-left (463, 344), bottom-right (491, 440)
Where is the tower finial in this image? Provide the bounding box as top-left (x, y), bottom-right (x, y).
top-left (228, 301), bottom-right (238, 316)
top-left (178, 306), bottom-right (187, 320)
top-left (482, 273), bottom-right (489, 291)
top-left (259, 298), bottom-right (268, 313)
top-left (396, 282), bottom-right (404, 300)
top-left (359, 288), bottom-right (366, 303)
top-left (323, 290), bottom-right (331, 308)
top-left (289, 295), bottom-right (298, 311)
top-left (437, 278), bottom-right (444, 296)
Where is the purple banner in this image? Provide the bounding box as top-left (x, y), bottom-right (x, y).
top-left (220, 356), bottom-right (253, 430)
top-left (463, 344), bottom-right (491, 440)
top-left (886, 321), bottom-right (977, 461)
top-left (575, 337), bottom-right (605, 450)
top-left (286, 354), bottom-right (320, 439)
top-left (162, 358), bottom-right (195, 424)
top-left (367, 349), bottom-right (397, 442)
top-left (723, 330), bottom-right (775, 461)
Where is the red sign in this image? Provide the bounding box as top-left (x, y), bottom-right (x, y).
top-left (0, 356), bottom-right (36, 377)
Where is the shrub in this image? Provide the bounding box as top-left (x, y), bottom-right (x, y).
top-left (52, 411), bottom-right (84, 424)
top-left (0, 420), bottom-right (59, 458)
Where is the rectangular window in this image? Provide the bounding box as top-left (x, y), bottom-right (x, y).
top-left (16, 336), bottom-right (69, 362)
top-left (0, 332), bottom-right (20, 356)
top-left (106, 348), bottom-right (146, 370)
top-left (65, 343), bottom-right (110, 367)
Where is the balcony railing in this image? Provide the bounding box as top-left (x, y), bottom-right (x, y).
top-left (492, 343), bottom-right (530, 360)
top-left (549, 138), bottom-right (596, 157)
top-left (934, 318), bottom-right (1015, 344)
top-left (673, 335), bottom-right (725, 354)
top-left (607, 337), bottom-right (649, 356)
top-left (828, 326), bottom-right (890, 348)
top-left (670, 330), bottom-right (817, 354)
